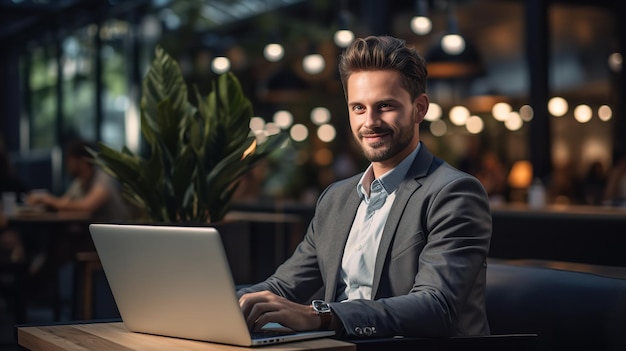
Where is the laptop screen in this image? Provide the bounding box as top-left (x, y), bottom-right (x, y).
top-left (89, 223), bottom-right (334, 347)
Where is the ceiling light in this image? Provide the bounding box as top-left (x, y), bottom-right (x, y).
top-left (317, 124), bottom-right (336, 142)
top-left (548, 97), bottom-right (568, 117)
top-left (505, 112), bottom-right (523, 131)
top-left (411, 16), bottom-right (432, 35)
top-left (273, 110), bottom-right (293, 129)
top-left (598, 105), bottom-right (612, 121)
top-left (519, 105), bottom-right (534, 122)
top-left (441, 4), bottom-right (465, 55)
top-left (410, 0), bottom-right (432, 35)
top-left (334, 30), bottom-right (355, 48)
top-left (302, 53), bottom-right (325, 74)
top-left (442, 34), bottom-right (465, 55)
top-left (290, 124), bottom-right (309, 142)
top-left (211, 56), bottom-right (230, 74)
top-left (249, 116), bottom-right (266, 132)
top-left (492, 102), bottom-right (512, 121)
top-left (573, 104), bottom-right (592, 123)
top-left (311, 107), bottom-right (331, 125)
top-left (264, 43), bottom-right (284, 62)
top-left (466, 115), bottom-right (484, 134)
top-left (424, 102), bottom-right (442, 121)
top-left (449, 105), bottom-right (470, 126)
top-left (430, 120), bottom-right (447, 137)
top-left (608, 52), bottom-right (622, 73)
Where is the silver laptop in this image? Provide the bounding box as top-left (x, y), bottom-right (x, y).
top-left (89, 223), bottom-right (335, 347)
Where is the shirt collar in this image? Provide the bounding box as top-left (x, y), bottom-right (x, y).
top-left (357, 142), bottom-right (422, 199)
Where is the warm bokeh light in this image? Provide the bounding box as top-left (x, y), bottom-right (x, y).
top-left (492, 102), bottom-right (512, 121)
top-left (608, 52), bottom-right (622, 73)
top-left (424, 102), bottom-right (442, 121)
top-left (465, 115), bottom-right (484, 134)
top-left (410, 16), bottom-right (432, 35)
top-left (504, 112), bottom-right (523, 131)
top-left (290, 123), bottom-right (309, 142)
top-left (124, 98), bottom-right (140, 153)
top-left (573, 104), bottom-right (592, 123)
top-left (273, 110), bottom-right (293, 129)
top-left (253, 130), bottom-right (268, 144)
top-left (310, 107), bottom-right (331, 125)
top-left (263, 43), bottom-right (284, 62)
top-left (211, 56), bottom-right (230, 74)
top-left (249, 116), bottom-right (265, 132)
top-left (508, 160), bottom-right (533, 188)
top-left (302, 53), bottom-right (325, 74)
top-left (333, 29), bottom-right (354, 48)
top-left (264, 122), bottom-right (281, 136)
top-left (317, 124), bottom-right (336, 143)
top-left (598, 105), bottom-right (612, 121)
top-left (449, 105), bottom-right (470, 126)
top-left (441, 34), bottom-right (465, 55)
top-left (430, 119), bottom-right (447, 137)
top-left (552, 139), bottom-right (570, 167)
top-left (314, 148), bottom-right (334, 166)
top-left (548, 97), bottom-right (568, 117)
top-left (519, 104), bottom-right (534, 122)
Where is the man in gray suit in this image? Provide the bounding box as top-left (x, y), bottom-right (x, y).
top-left (239, 35), bottom-right (492, 339)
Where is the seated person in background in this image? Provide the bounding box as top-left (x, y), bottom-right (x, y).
top-left (604, 154), bottom-right (626, 206)
top-left (26, 139), bottom-right (130, 223)
top-left (238, 36), bottom-right (492, 339)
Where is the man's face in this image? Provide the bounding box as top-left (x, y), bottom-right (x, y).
top-left (347, 70), bottom-right (426, 167)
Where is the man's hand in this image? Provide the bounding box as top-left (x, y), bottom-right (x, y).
top-left (239, 291), bottom-right (321, 332)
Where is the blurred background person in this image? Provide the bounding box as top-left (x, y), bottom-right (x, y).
top-left (604, 154), bottom-right (626, 207)
top-left (577, 161), bottom-right (607, 206)
top-left (475, 151), bottom-right (508, 205)
top-left (26, 139), bottom-right (130, 223)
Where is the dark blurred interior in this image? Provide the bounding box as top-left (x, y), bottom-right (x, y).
top-left (1, 0), bottom-right (625, 205)
top-left (2, 0), bottom-right (626, 350)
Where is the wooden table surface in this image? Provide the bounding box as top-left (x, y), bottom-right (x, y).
top-left (17, 322), bottom-right (356, 351)
top-left (7, 209), bottom-right (92, 223)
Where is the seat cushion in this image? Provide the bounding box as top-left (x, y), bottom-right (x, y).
top-left (486, 260), bottom-right (626, 350)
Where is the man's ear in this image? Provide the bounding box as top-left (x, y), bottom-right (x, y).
top-left (414, 93), bottom-right (429, 124)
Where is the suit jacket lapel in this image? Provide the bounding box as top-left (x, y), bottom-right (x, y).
top-left (371, 144), bottom-right (434, 298)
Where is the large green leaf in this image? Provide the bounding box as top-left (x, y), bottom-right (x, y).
top-left (95, 46), bottom-right (287, 224)
top-left (217, 72), bottom-right (252, 154)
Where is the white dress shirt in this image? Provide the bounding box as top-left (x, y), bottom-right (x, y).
top-left (337, 143), bottom-right (422, 301)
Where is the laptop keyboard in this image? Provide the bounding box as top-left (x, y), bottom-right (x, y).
top-left (251, 329), bottom-right (296, 339)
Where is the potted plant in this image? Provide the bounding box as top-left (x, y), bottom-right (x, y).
top-left (93, 46), bottom-right (288, 225)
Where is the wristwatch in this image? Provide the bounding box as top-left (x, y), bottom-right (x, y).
top-left (311, 300), bottom-right (332, 330)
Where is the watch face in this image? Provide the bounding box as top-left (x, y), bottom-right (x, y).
top-left (312, 300), bottom-right (331, 313)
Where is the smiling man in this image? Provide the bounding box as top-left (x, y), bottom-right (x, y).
top-left (238, 35), bottom-right (492, 339)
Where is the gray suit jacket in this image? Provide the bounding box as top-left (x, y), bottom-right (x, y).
top-left (238, 144), bottom-right (492, 338)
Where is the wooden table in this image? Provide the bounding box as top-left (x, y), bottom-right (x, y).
top-left (6, 210), bottom-right (93, 322)
top-left (7, 209), bottom-right (92, 224)
top-left (16, 322), bottom-right (356, 351)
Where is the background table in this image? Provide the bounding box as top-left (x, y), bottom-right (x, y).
top-left (16, 322), bottom-right (356, 351)
top-left (6, 210), bottom-right (93, 322)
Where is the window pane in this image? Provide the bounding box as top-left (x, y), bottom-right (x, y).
top-left (29, 45), bottom-right (58, 150)
top-left (62, 26), bottom-right (97, 142)
top-left (101, 19), bottom-right (131, 150)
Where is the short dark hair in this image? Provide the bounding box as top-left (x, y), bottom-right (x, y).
top-left (65, 139), bottom-right (95, 160)
top-left (338, 35), bottom-right (428, 100)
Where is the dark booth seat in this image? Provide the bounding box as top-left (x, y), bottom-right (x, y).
top-left (486, 259), bottom-right (626, 351)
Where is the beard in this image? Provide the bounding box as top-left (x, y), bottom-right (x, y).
top-left (358, 125), bottom-right (414, 162)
